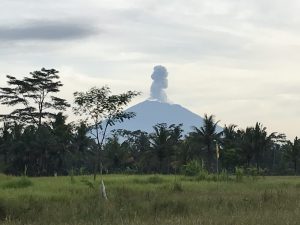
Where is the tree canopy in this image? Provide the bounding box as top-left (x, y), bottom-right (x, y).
top-left (1, 68), bottom-right (300, 177)
top-left (0, 68), bottom-right (69, 127)
top-left (73, 86), bottom-right (140, 179)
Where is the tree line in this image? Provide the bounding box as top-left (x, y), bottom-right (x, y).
top-left (0, 68), bottom-right (299, 176)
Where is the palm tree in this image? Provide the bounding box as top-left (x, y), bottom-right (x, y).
top-left (221, 124), bottom-right (241, 171)
top-left (240, 123), bottom-right (285, 169)
top-left (190, 114), bottom-right (222, 172)
top-left (150, 123), bottom-right (170, 173)
top-left (223, 125), bottom-right (237, 142)
top-left (284, 137), bottom-right (300, 174)
top-left (149, 123), bottom-right (183, 173)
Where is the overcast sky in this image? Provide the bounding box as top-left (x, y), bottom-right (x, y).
top-left (0, 0), bottom-right (300, 139)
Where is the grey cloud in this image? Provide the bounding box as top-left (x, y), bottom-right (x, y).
top-left (0, 21), bottom-right (99, 41)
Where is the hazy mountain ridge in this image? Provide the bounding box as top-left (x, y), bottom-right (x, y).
top-left (107, 100), bottom-right (221, 134)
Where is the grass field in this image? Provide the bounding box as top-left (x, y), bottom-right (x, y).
top-left (0, 174), bottom-right (300, 225)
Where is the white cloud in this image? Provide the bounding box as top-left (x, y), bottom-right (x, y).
top-left (0, 0), bottom-right (300, 139)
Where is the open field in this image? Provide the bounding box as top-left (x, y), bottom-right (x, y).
top-left (0, 174), bottom-right (300, 225)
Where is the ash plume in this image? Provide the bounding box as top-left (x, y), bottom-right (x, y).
top-left (150, 65), bottom-right (169, 103)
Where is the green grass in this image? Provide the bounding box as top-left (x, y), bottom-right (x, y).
top-left (0, 174), bottom-right (300, 225)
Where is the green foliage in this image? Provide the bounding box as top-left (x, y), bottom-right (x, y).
top-left (0, 68), bottom-right (69, 126)
top-left (283, 137), bottom-right (300, 174)
top-left (218, 170), bottom-right (231, 182)
top-left (196, 169), bottom-right (209, 181)
top-left (0, 111), bottom-right (98, 176)
top-left (73, 86), bottom-right (140, 180)
top-left (194, 170), bottom-right (231, 182)
top-left (73, 86), bottom-right (140, 132)
top-left (182, 160), bottom-right (203, 176)
top-left (149, 123), bottom-right (183, 173)
top-left (190, 114), bottom-right (222, 172)
top-left (182, 162), bottom-right (231, 182)
top-left (0, 70), bottom-right (298, 177)
top-left (245, 167), bottom-right (267, 177)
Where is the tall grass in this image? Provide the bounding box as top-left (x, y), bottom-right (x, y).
top-left (0, 174), bottom-right (300, 225)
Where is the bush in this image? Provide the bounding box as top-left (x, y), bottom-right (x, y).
top-left (196, 169), bottom-right (209, 181)
top-left (245, 167), bottom-right (267, 178)
top-left (123, 167), bottom-right (138, 175)
top-left (182, 160), bottom-right (203, 176)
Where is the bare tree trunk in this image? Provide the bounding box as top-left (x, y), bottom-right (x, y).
top-left (100, 179), bottom-right (108, 200)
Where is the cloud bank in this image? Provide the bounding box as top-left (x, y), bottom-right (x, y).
top-left (0, 21), bottom-right (97, 41)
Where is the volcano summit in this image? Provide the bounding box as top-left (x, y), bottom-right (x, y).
top-left (107, 65), bottom-right (218, 134)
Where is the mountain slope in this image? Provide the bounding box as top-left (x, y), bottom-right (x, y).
top-left (107, 100), bottom-right (221, 134)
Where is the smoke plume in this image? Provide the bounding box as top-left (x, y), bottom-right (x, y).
top-left (150, 65), bottom-right (169, 103)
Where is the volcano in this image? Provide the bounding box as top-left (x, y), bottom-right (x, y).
top-left (109, 100), bottom-right (208, 134)
top-left (105, 65), bottom-right (221, 135)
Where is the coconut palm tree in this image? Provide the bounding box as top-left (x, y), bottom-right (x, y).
top-left (284, 137), bottom-right (300, 174)
top-left (149, 123), bottom-right (183, 173)
top-left (240, 123), bottom-right (285, 169)
top-left (190, 114), bottom-right (222, 172)
top-left (220, 124), bottom-right (242, 171)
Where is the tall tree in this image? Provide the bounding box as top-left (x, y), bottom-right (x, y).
top-left (190, 114), bottom-right (222, 172)
top-left (104, 134), bottom-right (127, 172)
top-left (73, 86), bottom-right (140, 180)
top-left (241, 123), bottom-right (285, 169)
top-left (149, 123), bottom-right (183, 173)
top-left (0, 68), bottom-right (70, 127)
top-left (220, 124), bottom-right (242, 171)
top-left (115, 129), bottom-right (151, 172)
top-left (70, 122), bottom-right (96, 173)
top-left (50, 113), bottom-right (73, 175)
top-left (150, 123), bottom-right (170, 172)
top-left (284, 137), bottom-right (300, 174)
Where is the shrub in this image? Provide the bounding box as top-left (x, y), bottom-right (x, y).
top-left (196, 169), bottom-right (209, 181)
top-left (245, 167), bottom-right (259, 176)
top-left (182, 160), bottom-right (202, 176)
top-left (123, 167), bottom-right (138, 175)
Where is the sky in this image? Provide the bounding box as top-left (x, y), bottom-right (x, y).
top-left (0, 0), bottom-right (300, 139)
